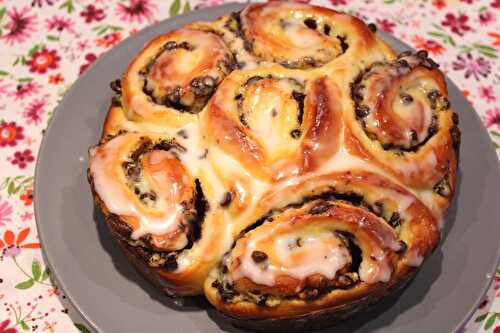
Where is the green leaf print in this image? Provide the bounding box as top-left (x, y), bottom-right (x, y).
top-left (428, 31), bottom-right (456, 47)
top-left (41, 267), bottom-right (50, 281)
top-left (475, 313), bottom-right (488, 322)
top-left (32, 259), bottom-right (42, 281)
top-left (484, 313), bottom-right (499, 330)
top-left (59, 0), bottom-right (75, 14)
top-left (183, 1), bottom-right (192, 13)
top-left (47, 35), bottom-right (60, 41)
top-left (0, 7), bottom-right (6, 23)
top-left (1, 176), bottom-right (34, 197)
top-left (75, 323), bottom-right (93, 333)
top-left (0, 70), bottom-right (9, 76)
top-left (170, 0), bottom-right (181, 17)
top-left (20, 320), bottom-right (29, 331)
top-left (15, 279), bottom-right (35, 290)
top-left (473, 43), bottom-right (497, 58)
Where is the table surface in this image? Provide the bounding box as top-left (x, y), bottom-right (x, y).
top-left (0, 0), bottom-right (499, 332)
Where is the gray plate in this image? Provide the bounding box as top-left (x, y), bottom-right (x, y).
top-left (35, 3), bottom-right (500, 333)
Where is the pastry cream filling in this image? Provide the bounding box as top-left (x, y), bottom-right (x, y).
top-left (242, 78), bottom-right (302, 160)
top-left (234, 228), bottom-right (351, 287)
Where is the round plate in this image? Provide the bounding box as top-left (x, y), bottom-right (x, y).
top-left (35, 3), bottom-right (500, 333)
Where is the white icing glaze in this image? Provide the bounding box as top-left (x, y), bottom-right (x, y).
top-left (235, 230), bottom-right (351, 286)
top-left (318, 145), bottom-right (374, 174)
top-left (89, 135), bottom-right (186, 241)
top-left (404, 248), bottom-right (424, 267)
top-left (359, 249), bottom-right (393, 283)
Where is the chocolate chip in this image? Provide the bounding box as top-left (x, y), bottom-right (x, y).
top-left (221, 265), bottom-right (228, 274)
top-left (452, 112), bottom-right (459, 125)
top-left (251, 251), bottom-right (268, 263)
top-left (220, 192), bottom-right (232, 208)
top-left (177, 129), bottom-right (188, 139)
top-left (388, 212), bottom-right (401, 228)
top-left (296, 237), bottom-right (303, 248)
top-left (428, 120), bottom-right (438, 136)
top-left (396, 240), bottom-right (408, 254)
top-left (400, 92), bottom-right (414, 104)
top-left (111, 95), bottom-right (122, 106)
top-left (352, 84), bottom-right (365, 102)
top-left (110, 79), bottom-right (121, 93)
top-left (305, 288), bottom-right (319, 301)
top-left (337, 273), bottom-right (359, 288)
top-left (163, 254), bottom-right (178, 271)
top-left (434, 176), bottom-right (451, 197)
top-left (203, 76), bottom-right (216, 87)
top-left (290, 129), bottom-right (302, 139)
top-left (164, 41), bottom-right (177, 50)
top-left (416, 50), bottom-right (428, 59)
top-left (427, 90), bottom-right (440, 103)
top-left (304, 18), bottom-right (317, 30)
top-left (367, 23), bottom-right (377, 32)
top-left (337, 35), bottom-right (349, 52)
top-left (398, 50), bottom-right (412, 58)
top-left (323, 24), bottom-right (331, 35)
top-left (127, 165), bottom-right (141, 182)
top-left (398, 59), bottom-right (410, 67)
top-left (257, 295), bottom-right (268, 306)
top-left (167, 87), bottom-right (181, 104)
top-left (410, 130), bottom-right (418, 144)
top-left (309, 202), bottom-right (332, 215)
top-left (190, 76), bottom-right (216, 96)
top-left (422, 57), bottom-right (439, 69)
top-left (442, 98), bottom-right (451, 110)
top-left (373, 201), bottom-right (384, 216)
top-left (450, 126), bottom-right (461, 151)
top-left (355, 105), bottom-right (370, 119)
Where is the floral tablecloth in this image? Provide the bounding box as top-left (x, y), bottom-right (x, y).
top-left (0, 0), bottom-right (499, 332)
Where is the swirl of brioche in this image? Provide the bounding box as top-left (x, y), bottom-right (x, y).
top-left (88, 132), bottom-right (230, 295)
top-left (87, 1), bottom-right (460, 330)
top-left (121, 28), bottom-right (235, 126)
top-left (204, 171), bottom-right (438, 331)
top-left (202, 67), bottom-right (342, 181)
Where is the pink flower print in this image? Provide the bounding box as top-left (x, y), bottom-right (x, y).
top-left (116, 0), bottom-right (156, 24)
top-left (484, 108), bottom-right (500, 130)
top-left (479, 10), bottom-right (495, 26)
top-left (0, 320), bottom-right (18, 333)
top-left (80, 5), bottom-right (105, 23)
top-left (26, 48), bottom-right (61, 74)
top-left (79, 53), bottom-right (97, 74)
top-left (376, 19), bottom-right (396, 34)
top-left (493, 0), bottom-right (500, 8)
top-left (10, 82), bottom-right (41, 100)
top-left (330, 0), bottom-right (347, 5)
top-left (452, 53), bottom-right (491, 80)
top-left (9, 149), bottom-right (35, 169)
top-left (0, 198), bottom-right (13, 226)
top-left (478, 85), bottom-right (496, 103)
top-left (24, 98), bottom-right (47, 125)
top-left (441, 13), bottom-right (472, 36)
top-left (1, 6), bottom-right (36, 45)
top-left (0, 121), bottom-right (25, 147)
top-left (0, 80), bottom-right (9, 96)
top-left (46, 15), bottom-right (75, 33)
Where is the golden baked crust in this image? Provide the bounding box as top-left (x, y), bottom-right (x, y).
top-left (87, 1), bottom-right (460, 330)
